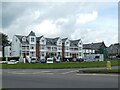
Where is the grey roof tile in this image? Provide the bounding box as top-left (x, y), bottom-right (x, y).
top-left (70, 39), bottom-right (80, 47)
top-left (15, 35), bottom-right (29, 44)
top-left (45, 37), bottom-right (59, 46)
top-left (28, 31), bottom-right (35, 36)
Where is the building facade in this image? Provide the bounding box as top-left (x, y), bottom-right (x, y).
top-left (83, 42), bottom-right (107, 57)
top-left (4, 46), bottom-right (11, 57)
top-left (107, 43), bottom-right (120, 59)
top-left (62, 38), bottom-right (83, 59)
top-left (11, 31), bottom-right (84, 59)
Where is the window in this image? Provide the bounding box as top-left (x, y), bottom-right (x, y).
top-left (42, 40), bottom-right (44, 43)
top-left (30, 45), bottom-right (34, 49)
top-left (67, 52), bottom-right (69, 56)
top-left (41, 52), bottom-right (44, 56)
top-left (31, 47), bottom-right (34, 49)
top-left (59, 41), bottom-right (61, 45)
top-left (41, 45), bottom-right (45, 50)
top-left (66, 47), bottom-right (69, 50)
top-left (22, 37), bottom-right (26, 42)
top-left (31, 37), bottom-right (34, 42)
top-left (79, 53), bottom-right (81, 56)
top-left (66, 42), bottom-right (69, 45)
top-left (16, 39), bottom-right (17, 42)
top-left (31, 52), bottom-right (34, 57)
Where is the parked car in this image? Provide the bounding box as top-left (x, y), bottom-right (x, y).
top-left (77, 58), bottom-right (84, 62)
top-left (56, 59), bottom-right (60, 63)
top-left (0, 61), bottom-right (8, 64)
top-left (7, 60), bottom-right (18, 64)
top-left (39, 59), bottom-right (46, 63)
top-left (31, 57), bottom-right (37, 63)
top-left (47, 58), bottom-right (53, 63)
top-left (72, 58), bottom-right (76, 62)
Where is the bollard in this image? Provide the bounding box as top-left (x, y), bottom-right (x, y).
top-left (106, 61), bottom-right (111, 70)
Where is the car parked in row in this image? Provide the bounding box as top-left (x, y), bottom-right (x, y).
top-left (7, 60), bottom-right (19, 64)
top-left (47, 58), bottom-right (53, 63)
top-left (39, 59), bottom-right (46, 63)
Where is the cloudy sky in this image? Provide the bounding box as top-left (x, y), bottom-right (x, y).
top-left (0, 1), bottom-right (119, 46)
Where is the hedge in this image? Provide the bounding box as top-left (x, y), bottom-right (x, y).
top-left (0, 57), bottom-right (20, 61)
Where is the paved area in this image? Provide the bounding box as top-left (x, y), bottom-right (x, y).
top-left (1, 67), bottom-right (119, 88)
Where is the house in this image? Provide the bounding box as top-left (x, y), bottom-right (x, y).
top-left (83, 42), bottom-right (107, 57)
top-left (83, 44), bottom-right (95, 56)
top-left (11, 31), bottom-right (83, 60)
top-left (11, 31), bottom-right (36, 58)
top-left (107, 43), bottom-right (120, 59)
top-left (62, 38), bottom-right (84, 61)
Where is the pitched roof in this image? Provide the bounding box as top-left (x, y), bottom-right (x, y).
top-left (70, 39), bottom-right (80, 47)
top-left (45, 37), bottom-right (59, 46)
top-left (83, 44), bottom-right (92, 49)
top-left (36, 35), bottom-right (43, 41)
top-left (28, 31), bottom-right (35, 36)
top-left (15, 35), bottom-right (29, 44)
top-left (83, 42), bottom-right (106, 50)
top-left (62, 38), bottom-right (68, 43)
top-left (107, 43), bottom-right (120, 55)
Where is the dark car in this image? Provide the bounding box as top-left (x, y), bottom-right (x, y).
top-left (77, 58), bottom-right (84, 62)
top-left (39, 59), bottom-right (46, 63)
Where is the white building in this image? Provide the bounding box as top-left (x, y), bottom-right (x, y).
top-left (5, 46), bottom-right (11, 57)
top-left (62, 38), bottom-right (84, 59)
top-left (11, 31), bottom-right (36, 58)
top-left (10, 31), bottom-right (84, 60)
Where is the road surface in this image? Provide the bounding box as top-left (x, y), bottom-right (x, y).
top-left (1, 67), bottom-right (119, 88)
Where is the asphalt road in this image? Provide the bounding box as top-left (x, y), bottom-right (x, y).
top-left (1, 67), bottom-right (119, 88)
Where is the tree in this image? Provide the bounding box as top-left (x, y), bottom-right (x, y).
top-left (0, 33), bottom-right (10, 57)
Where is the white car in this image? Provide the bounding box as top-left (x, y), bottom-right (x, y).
top-left (7, 60), bottom-right (18, 64)
top-left (47, 58), bottom-right (53, 63)
top-left (0, 61), bottom-right (8, 64)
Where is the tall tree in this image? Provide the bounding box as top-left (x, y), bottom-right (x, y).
top-left (0, 33), bottom-right (10, 57)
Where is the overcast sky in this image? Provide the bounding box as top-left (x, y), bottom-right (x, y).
top-left (0, 1), bottom-right (118, 46)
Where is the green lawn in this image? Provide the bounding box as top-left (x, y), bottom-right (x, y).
top-left (1, 60), bottom-right (120, 69)
top-left (79, 69), bottom-right (120, 74)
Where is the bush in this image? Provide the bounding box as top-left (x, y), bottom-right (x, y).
top-left (0, 57), bottom-right (20, 61)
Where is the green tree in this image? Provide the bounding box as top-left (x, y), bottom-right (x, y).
top-left (0, 33), bottom-right (10, 57)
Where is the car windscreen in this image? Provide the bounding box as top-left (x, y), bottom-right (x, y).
top-left (47, 59), bottom-right (53, 61)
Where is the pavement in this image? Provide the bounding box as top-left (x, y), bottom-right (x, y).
top-left (1, 66), bottom-right (119, 88)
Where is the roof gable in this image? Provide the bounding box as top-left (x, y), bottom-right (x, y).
top-left (70, 39), bottom-right (80, 47)
top-left (28, 31), bottom-right (35, 36)
top-left (45, 37), bottom-right (60, 46)
top-left (15, 35), bottom-right (29, 44)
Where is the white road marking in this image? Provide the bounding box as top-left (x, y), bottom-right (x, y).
top-left (61, 70), bottom-right (79, 74)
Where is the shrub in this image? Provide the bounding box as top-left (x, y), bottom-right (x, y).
top-left (0, 57), bottom-right (20, 61)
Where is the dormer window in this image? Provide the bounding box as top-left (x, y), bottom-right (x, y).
top-left (22, 37), bottom-right (26, 42)
top-left (59, 41), bottom-right (61, 45)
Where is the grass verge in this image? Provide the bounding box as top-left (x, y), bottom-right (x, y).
top-left (79, 69), bottom-right (120, 74)
top-left (1, 60), bottom-right (120, 69)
